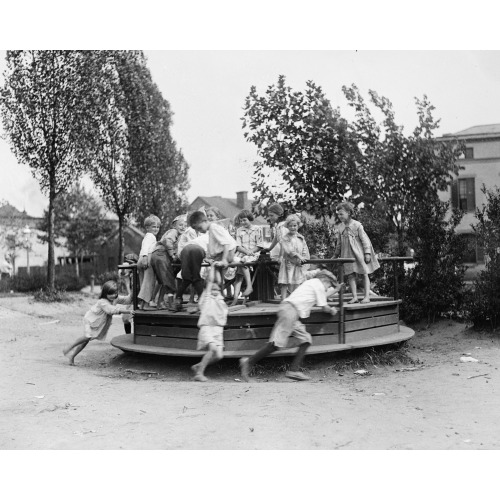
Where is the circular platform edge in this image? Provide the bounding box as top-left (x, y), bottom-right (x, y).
top-left (111, 326), bottom-right (415, 358)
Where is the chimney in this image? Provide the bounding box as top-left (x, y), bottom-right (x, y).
top-left (236, 191), bottom-right (248, 209)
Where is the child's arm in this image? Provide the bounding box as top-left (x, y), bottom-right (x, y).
top-left (216, 244), bottom-right (232, 267)
top-left (164, 229), bottom-right (178, 259)
top-left (248, 226), bottom-right (264, 254)
top-left (326, 282), bottom-right (341, 299)
top-left (321, 304), bottom-right (338, 316)
top-left (101, 299), bottom-right (130, 316)
top-left (357, 224), bottom-right (373, 264)
top-left (235, 230), bottom-right (253, 256)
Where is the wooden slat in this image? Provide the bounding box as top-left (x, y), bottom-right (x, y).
top-left (135, 335), bottom-right (198, 350)
top-left (344, 314), bottom-right (399, 333)
top-left (136, 321), bottom-right (339, 341)
top-left (135, 331), bottom-right (340, 352)
top-left (345, 324), bottom-right (399, 343)
top-left (222, 334), bottom-right (340, 352)
top-left (344, 305), bottom-right (398, 321)
top-left (135, 325), bottom-right (199, 339)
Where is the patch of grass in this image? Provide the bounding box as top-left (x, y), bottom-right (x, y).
top-left (234, 342), bottom-right (420, 379)
top-left (33, 287), bottom-right (73, 303)
top-left (313, 342), bottom-right (420, 374)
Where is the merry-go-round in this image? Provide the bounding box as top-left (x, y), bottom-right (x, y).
top-left (111, 256), bottom-right (415, 358)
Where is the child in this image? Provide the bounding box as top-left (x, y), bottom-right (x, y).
top-left (229, 209), bottom-right (263, 305)
top-left (191, 265), bottom-right (229, 382)
top-left (262, 202), bottom-right (288, 260)
top-left (137, 214), bottom-right (160, 309)
top-left (176, 212), bottom-right (210, 307)
top-left (333, 201), bottom-right (380, 304)
top-left (239, 270), bottom-right (339, 382)
top-left (151, 215), bottom-right (187, 310)
top-left (62, 281), bottom-right (132, 365)
top-left (119, 253), bottom-right (138, 333)
top-left (176, 211), bottom-right (237, 311)
top-left (278, 214), bottom-right (310, 300)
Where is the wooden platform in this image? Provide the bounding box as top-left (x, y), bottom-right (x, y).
top-left (111, 298), bottom-right (415, 358)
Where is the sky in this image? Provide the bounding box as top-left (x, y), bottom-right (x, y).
top-left (1, 50), bottom-right (500, 217)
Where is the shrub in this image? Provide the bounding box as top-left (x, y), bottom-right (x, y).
top-left (97, 271), bottom-right (119, 285)
top-left (33, 286), bottom-right (71, 303)
top-left (463, 186), bottom-right (500, 329)
top-left (55, 274), bottom-right (87, 292)
top-left (299, 218), bottom-right (333, 257)
top-left (400, 200), bottom-right (467, 324)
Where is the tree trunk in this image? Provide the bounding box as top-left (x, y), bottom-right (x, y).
top-left (47, 180), bottom-right (56, 290)
top-left (118, 215), bottom-right (125, 266)
top-left (75, 254), bottom-right (80, 278)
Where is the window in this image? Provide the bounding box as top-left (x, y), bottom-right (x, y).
top-left (464, 147), bottom-right (474, 159)
top-left (451, 178), bottom-right (475, 212)
top-left (458, 233), bottom-right (484, 263)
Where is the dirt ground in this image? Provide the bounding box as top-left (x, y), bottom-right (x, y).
top-left (0, 291), bottom-right (499, 450)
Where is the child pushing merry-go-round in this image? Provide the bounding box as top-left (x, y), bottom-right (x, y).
top-left (239, 269), bottom-right (340, 382)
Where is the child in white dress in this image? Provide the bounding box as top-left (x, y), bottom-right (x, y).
top-left (333, 201), bottom-right (380, 303)
top-left (63, 281), bottom-right (132, 365)
top-left (278, 214), bottom-right (310, 300)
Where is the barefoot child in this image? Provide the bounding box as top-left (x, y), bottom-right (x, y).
top-left (333, 201), bottom-right (380, 304)
top-left (191, 265), bottom-right (229, 382)
top-left (239, 270), bottom-right (338, 382)
top-left (230, 209), bottom-right (262, 305)
top-left (63, 281), bottom-right (132, 365)
top-left (278, 214), bottom-right (310, 300)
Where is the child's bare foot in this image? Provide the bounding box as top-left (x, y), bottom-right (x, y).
top-left (242, 287), bottom-right (253, 297)
top-left (360, 298), bottom-right (370, 304)
top-left (193, 374), bottom-right (208, 382)
top-left (62, 347), bottom-right (71, 356)
top-left (191, 363), bottom-right (201, 376)
top-left (348, 298), bottom-right (359, 304)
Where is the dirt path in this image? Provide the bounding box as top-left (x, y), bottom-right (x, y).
top-left (0, 293), bottom-right (499, 449)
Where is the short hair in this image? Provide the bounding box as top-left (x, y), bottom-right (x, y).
top-left (316, 270), bottom-right (338, 286)
top-left (268, 203), bottom-right (284, 216)
top-left (188, 210), bottom-right (207, 227)
top-left (124, 253), bottom-right (138, 264)
top-left (336, 201), bottom-right (355, 215)
top-left (172, 214), bottom-right (187, 226)
top-left (284, 214), bottom-right (302, 228)
top-left (238, 209), bottom-right (254, 222)
top-left (206, 206), bottom-right (223, 219)
top-left (100, 280), bottom-right (118, 299)
top-left (144, 214), bottom-right (160, 228)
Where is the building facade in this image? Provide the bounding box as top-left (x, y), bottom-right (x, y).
top-left (438, 124), bottom-right (500, 271)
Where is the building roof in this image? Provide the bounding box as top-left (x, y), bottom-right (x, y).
top-left (189, 195), bottom-right (267, 225)
top-left (0, 203), bottom-right (37, 220)
top-left (442, 124), bottom-right (500, 139)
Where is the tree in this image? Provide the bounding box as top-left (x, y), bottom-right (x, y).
top-left (84, 51), bottom-right (190, 261)
top-left (131, 80), bottom-right (190, 230)
top-left (0, 51), bottom-right (101, 289)
top-left (342, 84), bottom-right (464, 254)
top-left (242, 75), bottom-right (358, 218)
top-left (38, 184), bottom-right (115, 277)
